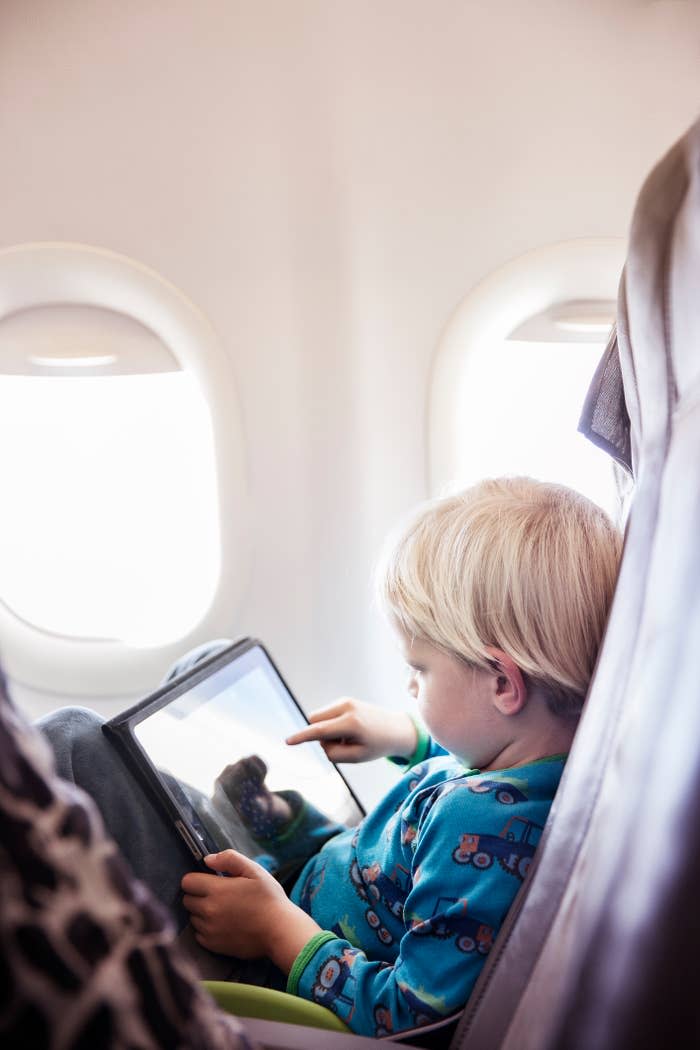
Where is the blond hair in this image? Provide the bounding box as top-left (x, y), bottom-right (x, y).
top-left (377, 477), bottom-right (622, 719)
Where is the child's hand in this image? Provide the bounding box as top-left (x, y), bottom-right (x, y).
top-left (181, 850), bottom-right (321, 970)
top-left (285, 697), bottom-right (417, 763)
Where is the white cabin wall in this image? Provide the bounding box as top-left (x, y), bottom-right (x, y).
top-left (1, 0), bottom-right (700, 800)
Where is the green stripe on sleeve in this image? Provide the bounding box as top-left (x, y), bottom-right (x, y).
top-left (388, 717), bottom-right (431, 769)
top-left (286, 931), bottom-right (338, 996)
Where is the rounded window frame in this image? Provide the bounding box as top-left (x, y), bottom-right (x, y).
top-left (0, 242), bottom-right (248, 697)
top-left (428, 238), bottom-right (626, 494)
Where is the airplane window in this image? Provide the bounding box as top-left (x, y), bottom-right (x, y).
top-left (0, 242), bottom-right (246, 700)
top-left (0, 369), bottom-right (220, 645)
top-left (447, 335), bottom-right (617, 517)
top-left (430, 239), bottom-right (626, 522)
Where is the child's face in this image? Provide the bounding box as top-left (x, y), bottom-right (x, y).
top-left (394, 624), bottom-right (505, 769)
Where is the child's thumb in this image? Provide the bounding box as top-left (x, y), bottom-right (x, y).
top-left (203, 849), bottom-right (254, 877)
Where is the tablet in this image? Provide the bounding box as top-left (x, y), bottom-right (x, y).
top-left (103, 638), bottom-right (365, 879)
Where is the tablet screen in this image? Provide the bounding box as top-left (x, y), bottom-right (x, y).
top-left (130, 642), bottom-right (364, 873)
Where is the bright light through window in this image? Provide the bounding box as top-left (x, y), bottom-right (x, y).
top-left (452, 339), bottom-right (618, 517)
top-left (0, 372), bottom-right (220, 645)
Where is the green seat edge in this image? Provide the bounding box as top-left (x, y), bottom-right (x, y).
top-left (201, 979), bottom-right (351, 1033)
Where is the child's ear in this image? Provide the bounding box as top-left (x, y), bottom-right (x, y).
top-left (484, 647), bottom-right (527, 716)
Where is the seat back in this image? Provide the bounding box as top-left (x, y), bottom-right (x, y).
top-left (451, 115), bottom-right (700, 1050)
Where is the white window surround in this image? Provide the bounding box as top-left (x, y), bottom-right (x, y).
top-left (0, 242), bottom-right (249, 698)
top-left (0, 302), bottom-right (180, 375)
top-left (429, 238), bottom-right (627, 495)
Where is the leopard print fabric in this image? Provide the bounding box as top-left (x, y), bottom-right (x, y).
top-left (0, 678), bottom-right (258, 1050)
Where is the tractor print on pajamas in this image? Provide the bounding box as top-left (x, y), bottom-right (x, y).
top-left (401, 818), bottom-right (418, 847)
top-left (396, 981), bottom-right (447, 1025)
top-left (350, 859), bottom-right (410, 945)
top-left (467, 777), bottom-right (528, 805)
top-left (411, 896), bottom-right (494, 955)
top-left (406, 763), bottom-right (428, 790)
top-left (362, 861), bottom-right (410, 918)
top-left (297, 858), bottom-right (327, 912)
top-left (312, 949), bottom-right (358, 1016)
top-left (374, 1004), bottom-right (394, 1037)
top-left (452, 815), bottom-right (543, 881)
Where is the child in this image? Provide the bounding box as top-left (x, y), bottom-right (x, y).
top-left (180, 477), bottom-right (622, 1038)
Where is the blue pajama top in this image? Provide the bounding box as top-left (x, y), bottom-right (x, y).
top-left (287, 736), bottom-right (564, 1038)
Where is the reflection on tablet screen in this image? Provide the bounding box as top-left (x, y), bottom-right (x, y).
top-left (133, 645), bottom-right (364, 870)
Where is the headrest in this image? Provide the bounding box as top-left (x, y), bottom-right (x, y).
top-left (578, 326), bottom-right (632, 474)
top-left (580, 114), bottom-right (700, 480)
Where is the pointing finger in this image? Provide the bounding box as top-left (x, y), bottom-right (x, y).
top-left (286, 719), bottom-right (349, 745)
